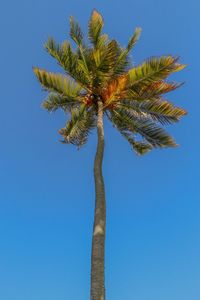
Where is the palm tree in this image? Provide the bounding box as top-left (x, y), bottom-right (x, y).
top-left (33, 10), bottom-right (186, 300)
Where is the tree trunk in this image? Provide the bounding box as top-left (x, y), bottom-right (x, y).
top-left (90, 101), bottom-right (106, 300)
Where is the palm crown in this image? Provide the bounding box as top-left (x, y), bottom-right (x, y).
top-left (33, 10), bottom-right (186, 155)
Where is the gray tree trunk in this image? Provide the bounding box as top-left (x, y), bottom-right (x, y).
top-left (90, 101), bottom-right (106, 300)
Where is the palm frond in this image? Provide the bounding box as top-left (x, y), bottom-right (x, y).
top-left (42, 92), bottom-right (81, 112)
top-left (96, 40), bottom-right (119, 73)
top-left (128, 56), bottom-right (186, 87)
top-left (111, 108), bottom-right (177, 148)
top-left (90, 39), bottom-right (121, 86)
top-left (127, 27), bottom-right (142, 52)
top-left (130, 140), bottom-right (153, 155)
top-left (59, 106), bottom-right (96, 147)
top-left (119, 129), bottom-right (153, 155)
top-left (33, 67), bottom-right (82, 98)
top-left (125, 81), bottom-right (183, 101)
top-left (45, 38), bottom-right (91, 88)
top-left (69, 17), bottom-right (91, 79)
top-left (111, 28), bottom-right (141, 76)
top-left (118, 99), bottom-right (187, 125)
top-left (69, 16), bottom-right (83, 46)
top-left (44, 37), bottom-right (62, 60)
top-left (88, 10), bottom-right (104, 47)
top-left (95, 34), bottom-right (109, 48)
top-left (107, 111), bottom-right (152, 155)
top-left (139, 81), bottom-right (183, 97)
top-left (112, 50), bottom-right (131, 76)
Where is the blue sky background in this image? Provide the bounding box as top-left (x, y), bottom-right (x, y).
top-left (0, 0), bottom-right (199, 299)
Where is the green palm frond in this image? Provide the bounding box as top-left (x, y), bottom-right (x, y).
top-left (33, 67), bottom-right (82, 98)
top-left (44, 37), bottom-right (62, 60)
top-left (45, 38), bottom-right (91, 88)
top-left (95, 34), bottom-right (109, 49)
top-left (127, 27), bottom-right (142, 52)
top-left (123, 133), bottom-right (153, 155)
top-left (95, 40), bottom-right (119, 74)
top-left (90, 39), bottom-right (122, 86)
top-left (110, 108), bottom-right (177, 148)
top-left (118, 99), bottom-right (187, 125)
top-left (42, 92), bottom-right (81, 112)
top-left (107, 111), bottom-right (152, 155)
top-left (112, 50), bottom-right (131, 76)
top-left (128, 56), bottom-right (186, 88)
top-left (45, 37), bottom-right (67, 66)
top-left (88, 10), bottom-right (104, 47)
top-left (69, 17), bottom-right (91, 79)
top-left (69, 16), bottom-right (83, 46)
top-left (131, 140), bottom-right (153, 155)
top-left (112, 28), bottom-right (141, 76)
top-left (59, 106), bottom-right (96, 147)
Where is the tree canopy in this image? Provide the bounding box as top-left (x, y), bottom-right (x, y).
top-left (33, 10), bottom-right (186, 155)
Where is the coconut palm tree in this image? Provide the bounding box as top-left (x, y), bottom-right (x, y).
top-left (33, 10), bottom-right (186, 300)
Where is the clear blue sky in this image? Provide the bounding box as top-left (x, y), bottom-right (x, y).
top-left (0, 0), bottom-right (199, 299)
